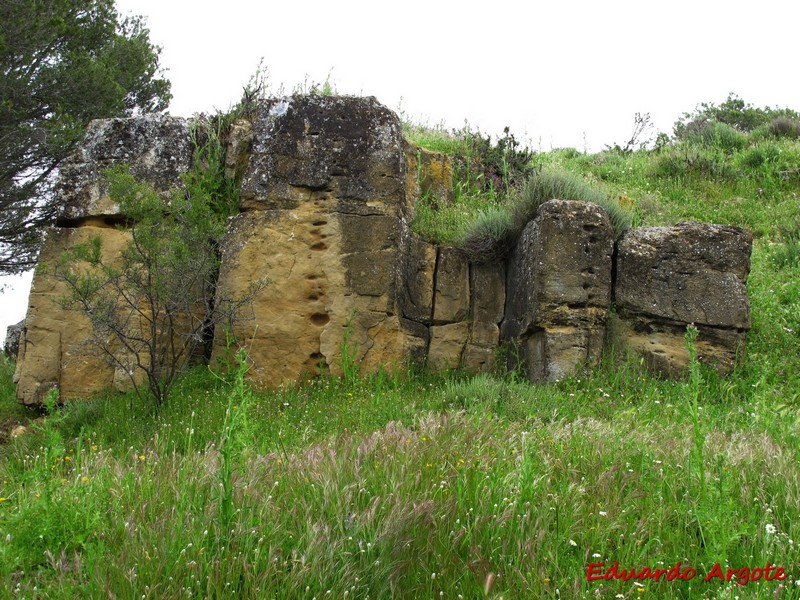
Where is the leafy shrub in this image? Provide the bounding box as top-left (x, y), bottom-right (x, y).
top-left (651, 151), bottom-right (688, 179)
top-left (682, 120), bottom-right (746, 151)
top-left (407, 123), bottom-right (537, 200)
top-left (768, 116), bottom-right (800, 139)
top-left (674, 93), bottom-right (799, 136)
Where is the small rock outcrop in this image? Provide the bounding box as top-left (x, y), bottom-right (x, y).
top-left (12, 95), bottom-right (755, 405)
top-left (612, 222), bottom-right (752, 376)
top-left (3, 320), bottom-right (23, 359)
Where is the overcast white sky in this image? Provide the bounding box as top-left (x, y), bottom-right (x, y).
top-left (2, 0), bottom-right (799, 341)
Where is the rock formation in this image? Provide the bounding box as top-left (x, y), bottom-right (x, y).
top-left (12, 96), bottom-right (754, 405)
top-left (3, 320), bottom-right (23, 359)
top-left (13, 114), bottom-right (194, 405)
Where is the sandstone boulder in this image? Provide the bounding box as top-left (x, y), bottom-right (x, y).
top-left (502, 200), bottom-right (614, 382)
top-left (613, 222), bottom-right (752, 376)
top-left (14, 227), bottom-right (131, 405)
top-left (212, 96), bottom-right (424, 387)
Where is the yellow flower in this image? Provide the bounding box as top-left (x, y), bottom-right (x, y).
top-left (138, 454), bottom-right (146, 461)
top-left (0, 497), bottom-right (7, 502)
top-left (81, 476), bottom-right (90, 483)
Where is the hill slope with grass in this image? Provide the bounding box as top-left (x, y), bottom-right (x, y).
top-left (0, 96), bottom-right (798, 599)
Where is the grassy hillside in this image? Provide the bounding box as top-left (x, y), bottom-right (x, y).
top-left (1, 97), bottom-right (799, 599)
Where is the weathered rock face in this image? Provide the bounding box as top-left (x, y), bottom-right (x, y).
top-left (612, 222), bottom-right (752, 376)
top-left (14, 227), bottom-right (132, 404)
top-left (3, 320), bottom-right (24, 359)
top-left (56, 114), bottom-right (193, 222)
top-left (502, 200), bottom-right (614, 382)
top-left (212, 96), bottom-right (423, 387)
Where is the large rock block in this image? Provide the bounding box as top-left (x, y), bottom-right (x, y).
top-left (615, 222), bottom-right (752, 328)
top-left (240, 95), bottom-right (412, 218)
top-left (14, 227), bottom-right (131, 404)
top-left (211, 209), bottom-right (426, 388)
top-left (212, 96), bottom-right (430, 388)
top-left (56, 114), bottom-right (194, 222)
top-left (502, 200), bottom-right (614, 382)
top-left (613, 222), bottom-right (752, 376)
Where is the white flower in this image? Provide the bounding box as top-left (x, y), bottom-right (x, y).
top-left (599, 511), bottom-right (608, 517)
top-left (592, 553), bottom-right (602, 558)
top-left (765, 523), bottom-right (777, 534)
top-left (569, 539), bottom-right (577, 547)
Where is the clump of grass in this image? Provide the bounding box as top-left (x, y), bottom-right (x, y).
top-left (511, 169), bottom-right (631, 236)
top-left (456, 206), bottom-right (514, 263)
top-left (411, 192), bottom-right (490, 245)
top-left (452, 169), bottom-right (631, 263)
top-left (771, 220), bottom-right (800, 268)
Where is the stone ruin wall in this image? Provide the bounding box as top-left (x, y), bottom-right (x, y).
top-left (12, 96), bottom-right (753, 405)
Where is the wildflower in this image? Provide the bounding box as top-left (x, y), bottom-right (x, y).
top-left (138, 454), bottom-right (145, 461)
top-left (81, 476), bottom-right (90, 483)
top-left (765, 523), bottom-right (777, 534)
top-left (569, 539), bottom-right (577, 547)
top-left (0, 498), bottom-right (6, 502)
top-left (599, 511), bottom-right (608, 517)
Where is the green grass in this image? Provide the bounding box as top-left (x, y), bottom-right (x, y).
top-left (2, 117), bottom-right (800, 598)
